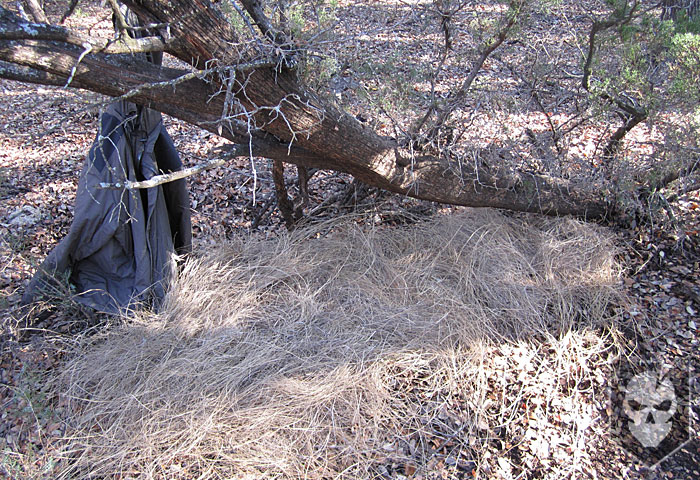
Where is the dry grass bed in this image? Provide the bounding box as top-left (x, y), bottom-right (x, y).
top-left (54, 210), bottom-right (624, 479)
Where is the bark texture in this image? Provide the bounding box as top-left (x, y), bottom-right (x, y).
top-left (0, 2), bottom-right (614, 219)
top-left (23, 0), bottom-right (48, 24)
top-left (662, 0), bottom-right (699, 20)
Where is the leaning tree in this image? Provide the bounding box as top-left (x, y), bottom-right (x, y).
top-left (0, 0), bottom-right (697, 222)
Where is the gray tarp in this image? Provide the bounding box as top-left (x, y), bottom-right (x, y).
top-left (22, 100), bottom-right (192, 314)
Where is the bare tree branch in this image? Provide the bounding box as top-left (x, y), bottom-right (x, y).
top-left (0, 8), bottom-right (167, 54)
top-left (97, 146), bottom-right (249, 190)
top-left (415, 0), bottom-right (527, 142)
top-left (23, 0), bottom-right (47, 24)
top-left (238, 0), bottom-right (286, 45)
top-left (60, 0), bottom-right (81, 24)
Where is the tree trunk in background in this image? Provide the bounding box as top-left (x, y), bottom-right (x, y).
top-left (662, 0), bottom-right (699, 20)
top-left (0, 2), bottom-right (614, 220)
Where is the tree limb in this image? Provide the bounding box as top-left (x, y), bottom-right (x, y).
top-left (581, 3), bottom-right (649, 158)
top-left (0, 2), bottom-right (614, 220)
top-left (419, 0), bottom-right (526, 141)
top-left (238, 0), bottom-right (283, 43)
top-left (23, 0), bottom-right (47, 24)
top-left (0, 7), bottom-right (167, 55)
top-left (99, 157), bottom-right (226, 189)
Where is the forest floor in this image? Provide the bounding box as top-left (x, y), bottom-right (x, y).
top-left (1, 1), bottom-right (699, 479)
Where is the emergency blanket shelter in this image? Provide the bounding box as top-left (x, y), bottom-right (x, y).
top-left (22, 100), bottom-right (192, 314)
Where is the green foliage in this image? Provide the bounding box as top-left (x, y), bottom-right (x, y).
top-left (278, 0), bottom-right (342, 87)
top-left (669, 32), bottom-right (700, 99)
top-left (586, 2), bottom-right (700, 110)
top-left (287, 2), bottom-right (306, 36)
top-left (669, 10), bottom-right (700, 34)
top-left (617, 22), bottom-right (637, 42)
top-left (281, 0), bottom-right (339, 38)
top-left (227, 8), bottom-right (251, 36)
top-left (70, 6), bottom-right (86, 18)
top-left (692, 106), bottom-right (700, 130)
top-left (604, 0), bottom-right (637, 19)
top-left (1, 367), bottom-right (60, 479)
top-left (318, 0), bottom-right (339, 26)
top-left (298, 54), bottom-right (340, 88)
top-left (536, 0), bottom-right (562, 14)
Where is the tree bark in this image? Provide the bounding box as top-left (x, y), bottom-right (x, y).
top-left (0, 3), bottom-right (614, 220)
top-left (23, 0), bottom-right (47, 24)
top-left (661, 0), bottom-right (699, 20)
top-left (272, 159), bottom-right (297, 229)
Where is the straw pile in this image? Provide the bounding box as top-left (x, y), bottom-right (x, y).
top-left (56, 210), bottom-right (623, 478)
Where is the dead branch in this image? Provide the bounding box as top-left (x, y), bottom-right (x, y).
top-left (239, 0), bottom-right (288, 46)
top-left (0, 9), bottom-right (167, 55)
top-left (251, 191), bottom-right (276, 228)
top-left (98, 145), bottom-right (249, 190)
top-left (108, 0), bottom-right (130, 33)
top-left (22, 0), bottom-right (47, 24)
top-left (417, 0), bottom-right (527, 142)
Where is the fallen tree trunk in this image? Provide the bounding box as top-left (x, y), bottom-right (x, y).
top-left (0, 3), bottom-right (614, 219)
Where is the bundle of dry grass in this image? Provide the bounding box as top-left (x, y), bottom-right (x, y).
top-left (56, 210), bottom-right (623, 478)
